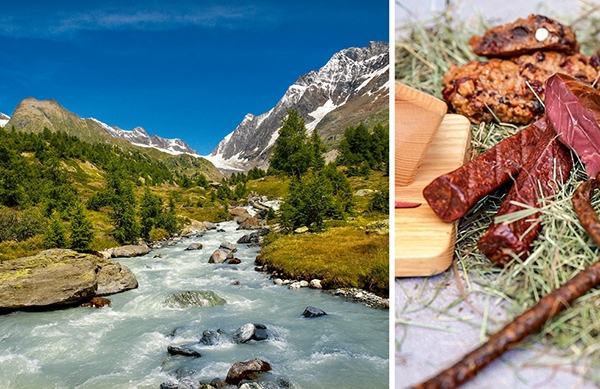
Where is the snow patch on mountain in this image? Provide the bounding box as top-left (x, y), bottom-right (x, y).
top-left (306, 99), bottom-right (338, 132)
top-left (90, 118), bottom-right (200, 157)
top-left (0, 113), bottom-right (10, 127)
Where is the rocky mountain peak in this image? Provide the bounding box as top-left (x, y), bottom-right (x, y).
top-left (205, 41), bottom-right (389, 172)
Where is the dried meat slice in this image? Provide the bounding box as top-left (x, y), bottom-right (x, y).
top-left (469, 14), bottom-right (579, 57)
top-left (423, 118), bottom-right (551, 222)
top-left (477, 134), bottom-right (572, 267)
top-left (546, 73), bottom-right (600, 178)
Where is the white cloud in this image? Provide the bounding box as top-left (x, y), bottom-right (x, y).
top-left (0, 2), bottom-right (281, 38)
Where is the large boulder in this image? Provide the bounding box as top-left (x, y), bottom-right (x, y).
top-left (237, 228), bottom-right (269, 244)
top-left (225, 359), bottom-right (272, 386)
top-left (181, 220), bottom-right (207, 237)
top-left (0, 249), bottom-right (139, 311)
top-left (229, 207), bottom-right (251, 221)
top-left (0, 249), bottom-right (98, 310)
top-left (102, 244), bottom-right (151, 258)
top-left (164, 291), bottom-right (227, 308)
top-left (237, 216), bottom-right (263, 230)
top-left (92, 256), bottom-right (138, 295)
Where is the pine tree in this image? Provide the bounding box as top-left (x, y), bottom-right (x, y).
top-left (69, 203), bottom-right (94, 251)
top-left (280, 169), bottom-right (336, 232)
top-left (43, 213), bottom-right (67, 249)
top-left (269, 109), bottom-right (312, 178)
top-left (139, 187), bottom-right (162, 240)
top-left (107, 173), bottom-right (140, 245)
top-left (309, 129), bottom-right (327, 170)
top-left (196, 173), bottom-right (209, 188)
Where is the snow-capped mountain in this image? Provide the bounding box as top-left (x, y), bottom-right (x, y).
top-left (205, 41), bottom-right (389, 172)
top-left (90, 118), bottom-right (200, 157)
top-left (0, 113), bottom-right (10, 127)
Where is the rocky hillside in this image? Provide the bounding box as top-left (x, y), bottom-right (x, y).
top-left (206, 41), bottom-right (389, 172)
top-left (4, 98), bottom-right (222, 181)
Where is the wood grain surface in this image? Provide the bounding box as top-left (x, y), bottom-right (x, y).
top-left (395, 113), bottom-right (471, 277)
top-left (395, 82), bottom-right (448, 187)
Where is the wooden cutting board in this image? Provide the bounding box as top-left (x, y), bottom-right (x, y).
top-left (395, 114), bottom-right (472, 277)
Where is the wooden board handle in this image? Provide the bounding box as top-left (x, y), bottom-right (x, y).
top-left (396, 83), bottom-right (447, 187)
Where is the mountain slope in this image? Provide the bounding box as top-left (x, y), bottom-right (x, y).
top-left (206, 41), bottom-right (389, 172)
top-left (4, 98), bottom-right (222, 181)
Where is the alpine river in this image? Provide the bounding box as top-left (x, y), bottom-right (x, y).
top-left (0, 221), bottom-right (389, 388)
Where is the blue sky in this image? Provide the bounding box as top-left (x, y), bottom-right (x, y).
top-left (0, 1), bottom-right (389, 155)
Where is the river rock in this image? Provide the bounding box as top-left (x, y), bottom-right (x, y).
top-left (302, 306), bottom-right (327, 318)
top-left (167, 345), bottom-right (202, 357)
top-left (103, 244), bottom-right (151, 258)
top-left (227, 257), bottom-right (241, 265)
top-left (219, 241), bottom-right (237, 252)
top-left (332, 288), bottom-right (389, 309)
top-left (204, 221), bottom-right (217, 230)
top-left (237, 228), bottom-right (270, 244)
top-left (181, 220), bottom-right (207, 237)
top-left (233, 323), bottom-right (269, 343)
top-left (225, 359), bottom-right (272, 385)
top-left (199, 330), bottom-right (223, 346)
top-left (233, 323), bottom-right (255, 344)
top-left (289, 281), bottom-right (308, 289)
top-left (310, 279), bottom-right (322, 289)
top-left (230, 207), bottom-right (251, 220)
top-left (93, 256), bottom-right (138, 295)
top-left (237, 215), bottom-right (263, 230)
top-left (184, 243), bottom-right (203, 251)
top-left (165, 291), bottom-right (227, 308)
top-left (0, 249), bottom-right (97, 310)
top-left (80, 296), bottom-right (111, 308)
top-left (253, 324), bottom-right (268, 341)
top-left (160, 377), bottom-right (202, 389)
top-left (208, 249), bottom-right (232, 264)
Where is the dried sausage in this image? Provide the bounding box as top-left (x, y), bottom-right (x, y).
top-left (477, 135), bottom-right (572, 266)
top-left (423, 118), bottom-right (551, 222)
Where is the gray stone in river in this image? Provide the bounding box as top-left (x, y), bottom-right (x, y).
top-left (302, 306), bottom-right (327, 318)
top-left (184, 243), bottom-right (203, 251)
top-left (167, 345), bottom-right (201, 358)
top-left (199, 329), bottom-right (223, 346)
top-left (164, 291), bottom-right (227, 308)
top-left (233, 323), bottom-right (269, 343)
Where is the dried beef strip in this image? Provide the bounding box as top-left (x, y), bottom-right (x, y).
top-left (477, 135), bottom-right (572, 267)
top-left (442, 52), bottom-right (600, 125)
top-left (423, 118), bottom-right (551, 222)
top-left (546, 73), bottom-right (600, 178)
top-left (469, 14), bottom-right (579, 57)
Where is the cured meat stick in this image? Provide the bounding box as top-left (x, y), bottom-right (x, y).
top-left (477, 136), bottom-right (572, 266)
top-left (423, 118), bottom-right (551, 222)
top-left (411, 177), bottom-right (600, 389)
